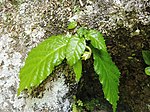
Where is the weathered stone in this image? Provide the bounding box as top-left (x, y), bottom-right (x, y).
top-left (0, 0), bottom-right (149, 112)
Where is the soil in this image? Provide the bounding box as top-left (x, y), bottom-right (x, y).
top-left (75, 23), bottom-right (150, 112)
top-left (107, 23), bottom-right (150, 112)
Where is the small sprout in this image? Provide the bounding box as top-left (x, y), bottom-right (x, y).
top-left (67, 21), bottom-right (77, 29)
top-left (145, 67), bottom-right (150, 76)
top-left (72, 103), bottom-right (78, 112)
top-left (81, 46), bottom-right (92, 60)
top-left (81, 51), bottom-right (91, 60)
top-left (77, 100), bottom-right (83, 106)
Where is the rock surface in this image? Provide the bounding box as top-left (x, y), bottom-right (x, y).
top-left (0, 0), bottom-right (149, 112)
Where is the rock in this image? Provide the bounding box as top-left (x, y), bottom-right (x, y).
top-left (0, 0), bottom-right (149, 112)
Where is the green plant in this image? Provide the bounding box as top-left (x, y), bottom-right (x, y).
top-left (142, 50), bottom-right (150, 76)
top-left (18, 22), bottom-right (120, 112)
top-left (72, 96), bottom-right (83, 112)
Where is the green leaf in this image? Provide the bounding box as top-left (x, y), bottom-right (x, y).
top-left (92, 48), bottom-right (120, 112)
top-left (66, 36), bottom-right (86, 66)
top-left (87, 30), bottom-right (107, 51)
top-left (18, 35), bottom-right (69, 95)
top-left (77, 27), bottom-right (88, 38)
top-left (73, 60), bottom-right (82, 82)
top-left (72, 104), bottom-right (78, 112)
top-left (145, 67), bottom-right (150, 76)
top-left (68, 21), bottom-right (77, 29)
top-left (142, 50), bottom-right (150, 65)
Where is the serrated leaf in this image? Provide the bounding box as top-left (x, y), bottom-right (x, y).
top-left (66, 36), bottom-right (86, 66)
top-left (87, 30), bottom-right (107, 51)
top-left (145, 67), bottom-right (150, 76)
top-left (73, 60), bottom-right (82, 82)
top-left (68, 21), bottom-right (77, 29)
top-left (142, 50), bottom-right (150, 65)
top-left (18, 35), bottom-right (69, 95)
top-left (92, 48), bottom-right (120, 112)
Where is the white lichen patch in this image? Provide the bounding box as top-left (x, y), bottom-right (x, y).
top-left (24, 76), bottom-right (71, 112)
top-left (0, 34), bottom-right (23, 112)
top-left (0, 0), bottom-right (71, 112)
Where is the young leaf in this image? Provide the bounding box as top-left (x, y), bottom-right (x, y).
top-left (66, 36), bottom-right (86, 66)
top-left (87, 30), bottom-right (107, 51)
top-left (77, 27), bottom-right (88, 38)
top-left (145, 67), bottom-right (150, 76)
top-left (142, 50), bottom-right (150, 65)
top-left (81, 46), bottom-right (92, 60)
top-left (92, 48), bottom-right (120, 112)
top-left (68, 21), bottom-right (77, 29)
top-left (73, 60), bottom-right (82, 82)
top-left (18, 35), bottom-right (69, 95)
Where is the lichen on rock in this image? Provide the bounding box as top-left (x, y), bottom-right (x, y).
top-left (0, 0), bottom-right (150, 112)
top-left (0, 0), bottom-right (72, 112)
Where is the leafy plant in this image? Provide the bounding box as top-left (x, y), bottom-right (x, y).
top-left (142, 50), bottom-right (150, 76)
top-left (18, 22), bottom-right (120, 112)
top-left (72, 96), bottom-right (83, 112)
